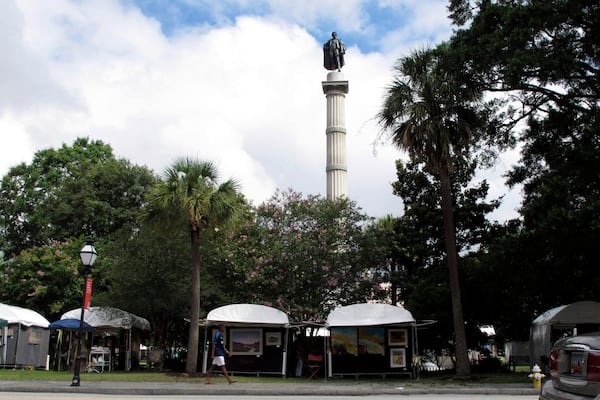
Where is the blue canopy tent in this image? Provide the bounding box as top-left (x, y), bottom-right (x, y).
top-left (50, 319), bottom-right (95, 371)
top-left (50, 319), bottom-right (95, 331)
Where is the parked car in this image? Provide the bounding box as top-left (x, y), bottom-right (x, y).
top-left (540, 332), bottom-right (600, 400)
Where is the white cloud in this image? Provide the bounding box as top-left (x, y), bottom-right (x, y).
top-left (0, 113), bottom-right (34, 174)
top-left (0, 0), bottom-right (518, 221)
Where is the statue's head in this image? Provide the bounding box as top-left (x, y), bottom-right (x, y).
top-left (332, 32), bottom-right (337, 38)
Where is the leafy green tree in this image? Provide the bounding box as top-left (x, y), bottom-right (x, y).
top-left (460, 220), bottom-right (536, 341)
top-left (96, 226), bottom-right (192, 352)
top-left (448, 0), bottom-right (600, 315)
top-left (378, 47), bottom-right (484, 377)
top-left (360, 215), bottom-right (406, 306)
top-left (0, 238), bottom-right (106, 322)
top-left (449, 0), bottom-right (598, 116)
top-left (216, 189), bottom-right (376, 323)
top-left (145, 158), bottom-right (243, 375)
top-left (388, 158), bottom-right (500, 351)
top-left (0, 138), bottom-right (156, 256)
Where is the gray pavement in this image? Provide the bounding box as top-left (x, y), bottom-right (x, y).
top-left (0, 379), bottom-right (541, 396)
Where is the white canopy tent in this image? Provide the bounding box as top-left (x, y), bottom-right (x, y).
top-left (530, 301), bottom-right (600, 366)
top-left (326, 303), bottom-right (415, 327)
top-left (0, 303), bottom-right (50, 368)
top-left (0, 303), bottom-right (50, 328)
top-left (61, 307), bottom-right (150, 331)
top-left (206, 304), bottom-right (290, 327)
top-left (326, 303), bottom-right (417, 378)
top-left (60, 307), bottom-right (150, 371)
top-left (203, 304), bottom-right (290, 376)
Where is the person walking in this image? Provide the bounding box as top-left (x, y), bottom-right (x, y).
top-left (205, 325), bottom-right (235, 384)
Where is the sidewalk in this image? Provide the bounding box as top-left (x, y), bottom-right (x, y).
top-left (0, 379), bottom-right (541, 396)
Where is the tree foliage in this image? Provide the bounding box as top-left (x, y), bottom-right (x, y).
top-left (216, 189), bottom-right (377, 323)
top-left (96, 226), bottom-right (192, 350)
top-left (378, 46), bottom-right (486, 376)
top-left (0, 137), bottom-right (156, 256)
top-left (387, 157), bottom-right (500, 349)
top-left (0, 238), bottom-right (107, 322)
top-left (144, 157), bottom-right (244, 374)
top-left (449, 0), bottom-right (599, 115)
top-left (447, 0), bottom-right (600, 323)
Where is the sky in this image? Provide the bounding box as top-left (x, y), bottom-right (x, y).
top-left (0, 0), bottom-right (522, 221)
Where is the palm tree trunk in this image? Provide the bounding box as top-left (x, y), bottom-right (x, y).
top-left (186, 228), bottom-right (201, 374)
top-left (438, 160), bottom-right (471, 377)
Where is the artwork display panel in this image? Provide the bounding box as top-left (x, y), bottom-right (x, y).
top-left (390, 348), bottom-right (406, 368)
top-left (230, 328), bottom-right (263, 355)
top-left (387, 328), bottom-right (408, 346)
top-left (331, 327), bottom-right (358, 355)
top-left (358, 327), bottom-right (384, 355)
top-left (265, 332), bottom-right (281, 346)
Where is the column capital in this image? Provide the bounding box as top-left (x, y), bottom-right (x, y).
top-left (322, 80), bottom-right (349, 94)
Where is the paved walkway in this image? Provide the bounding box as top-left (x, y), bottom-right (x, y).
top-left (0, 379), bottom-right (541, 396)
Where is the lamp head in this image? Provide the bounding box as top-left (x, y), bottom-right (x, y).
top-left (80, 240), bottom-right (97, 267)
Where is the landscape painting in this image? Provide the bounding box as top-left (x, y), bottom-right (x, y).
top-left (358, 327), bottom-right (385, 355)
top-left (231, 328), bottom-right (263, 355)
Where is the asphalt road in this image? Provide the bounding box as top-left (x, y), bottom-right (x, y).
top-left (0, 394), bottom-right (539, 400)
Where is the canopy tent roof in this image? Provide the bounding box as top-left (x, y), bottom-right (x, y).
top-left (61, 307), bottom-right (150, 331)
top-left (50, 318), bottom-right (95, 331)
top-left (0, 302), bottom-right (50, 328)
top-left (532, 301), bottom-right (600, 327)
top-left (326, 303), bottom-right (415, 327)
top-left (206, 304), bottom-right (290, 327)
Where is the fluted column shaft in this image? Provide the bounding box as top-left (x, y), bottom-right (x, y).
top-left (322, 72), bottom-right (349, 201)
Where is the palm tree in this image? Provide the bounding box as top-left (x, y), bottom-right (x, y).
top-left (146, 158), bottom-right (242, 374)
top-left (378, 47), bottom-right (480, 377)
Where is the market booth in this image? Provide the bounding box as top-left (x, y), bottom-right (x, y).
top-left (0, 302), bottom-right (50, 369)
top-left (202, 304), bottom-right (290, 376)
top-left (326, 303), bottom-right (417, 378)
top-left (49, 319), bottom-right (95, 371)
top-left (60, 307), bottom-right (151, 371)
top-left (530, 300), bottom-right (600, 367)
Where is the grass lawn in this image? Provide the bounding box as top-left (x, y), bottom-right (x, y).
top-left (0, 368), bottom-right (532, 385)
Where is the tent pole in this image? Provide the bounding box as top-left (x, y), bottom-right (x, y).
top-left (281, 327), bottom-right (289, 377)
top-left (413, 324), bottom-right (418, 379)
top-left (1, 326), bottom-right (6, 368)
top-left (127, 329), bottom-right (132, 371)
top-left (323, 329), bottom-right (328, 381)
top-left (201, 324), bottom-right (208, 374)
top-left (14, 324), bottom-right (21, 368)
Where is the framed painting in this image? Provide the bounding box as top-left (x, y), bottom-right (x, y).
top-left (387, 328), bottom-right (408, 346)
top-left (265, 331), bottom-right (282, 346)
top-left (358, 326), bottom-right (385, 355)
top-left (390, 348), bottom-right (406, 368)
top-left (230, 328), bottom-right (263, 355)
top-left (331, 327), bottom-right (358, 356)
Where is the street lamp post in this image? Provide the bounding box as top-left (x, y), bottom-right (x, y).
top-left (71, 240), bottom-right (97, 387)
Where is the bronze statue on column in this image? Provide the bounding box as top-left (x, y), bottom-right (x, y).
top-left (323, 32), bottom-right (346, 71)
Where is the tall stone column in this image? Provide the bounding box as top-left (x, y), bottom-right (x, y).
top-left (322, 71), bottom-right (349, 200)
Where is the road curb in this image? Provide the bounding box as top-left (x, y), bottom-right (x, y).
top-left (0, 380), bottom-right (542, 396)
